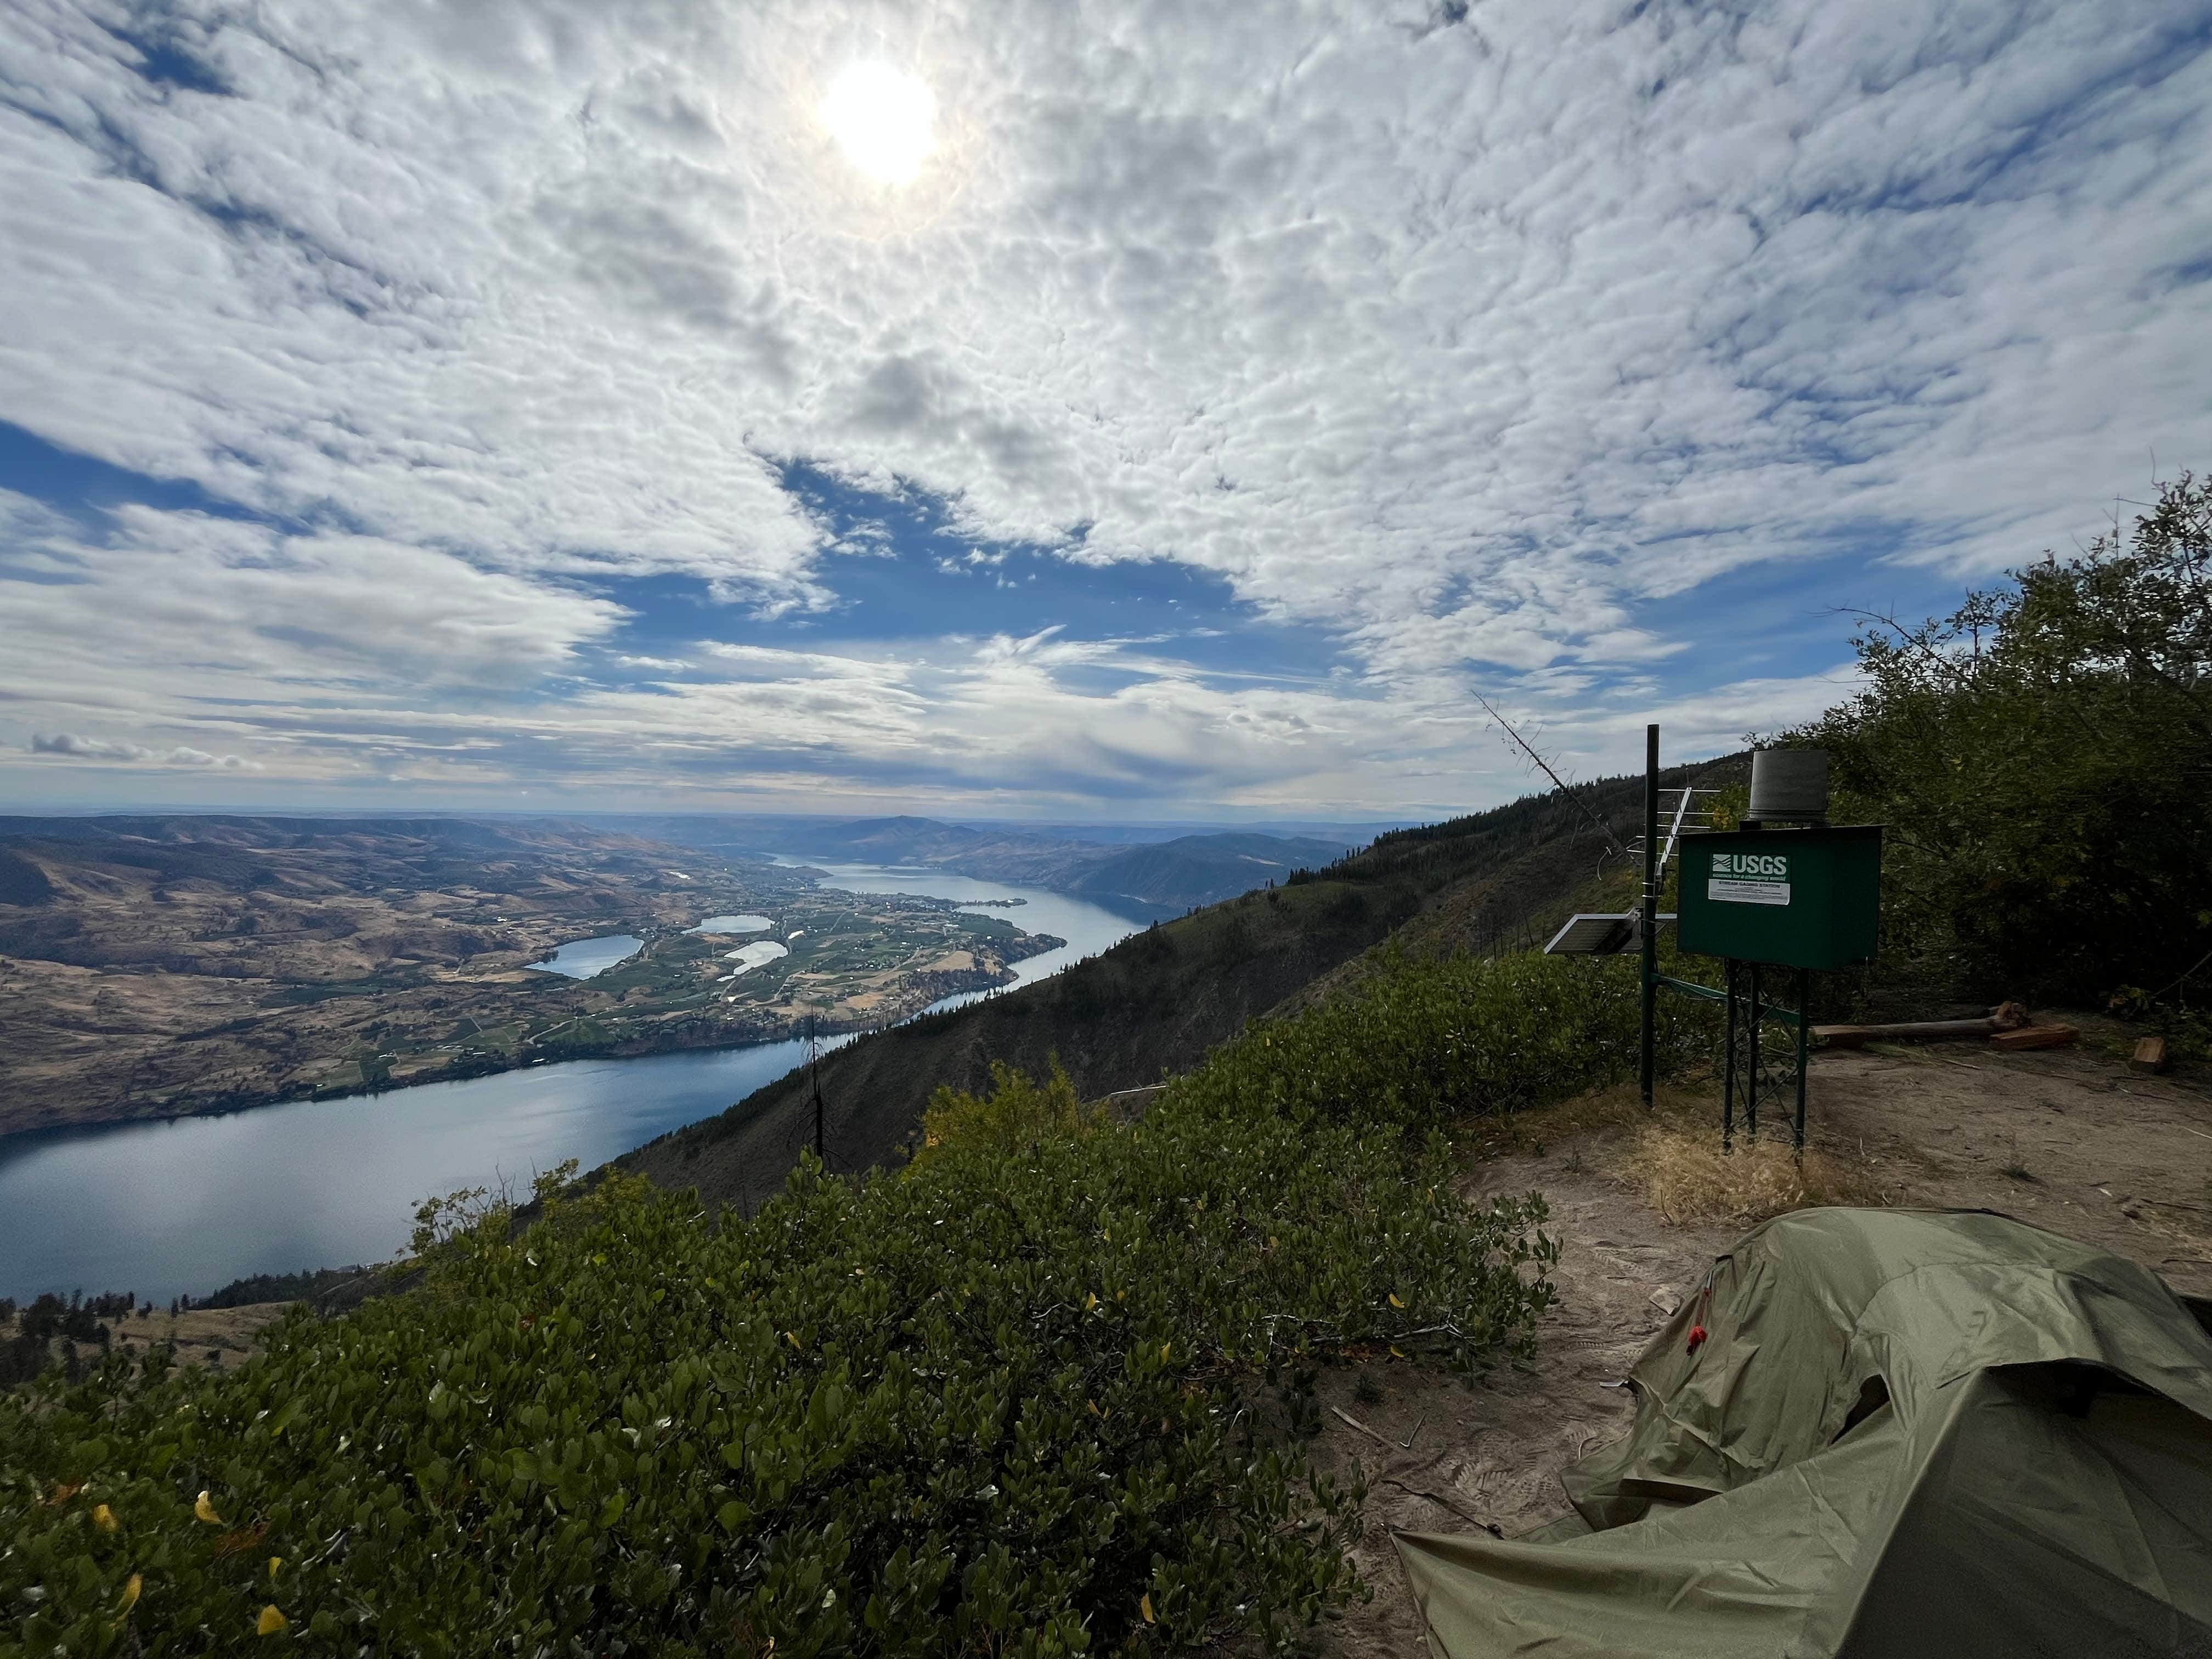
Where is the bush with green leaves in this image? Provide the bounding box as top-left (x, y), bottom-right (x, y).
top-left (916, 1057), bottom-right (1103, 1160)
top-left (1786, 471), bottom-right (2212, 1007)
top-left (1177, 947), bottom-right (1708, 1125)
top-left (2, 956), bottom-right (1566, 1656)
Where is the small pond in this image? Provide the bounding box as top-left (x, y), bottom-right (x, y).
top-left (532, 934), bottom-right (643, 978)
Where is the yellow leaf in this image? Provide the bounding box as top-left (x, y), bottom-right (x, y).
top-left (268, 1556), bottom-right (283, 1582)
top-left (119, 1575), bottom-right (142, 1613)
top-left (257, 1605), bottom-right (289, 1636)
top-left (785, 1331), bottom-right (801, 1350)
top-left (1387, 1293), bottom-right (1404, 1309)
top-left (1085, 1293), bottom-right (1098, 1311)
top-left (1390, 1345), bottom-right (1407, 1359)
top-left (1140, 1593), bottom-right (1156, 1624)
top-left (92, 1503), bottom-right (118, 1533)
top-left (1160, 1342), bottom-right (1172, 1362)
top-left (194, 1491), bottom-right (224, 1526)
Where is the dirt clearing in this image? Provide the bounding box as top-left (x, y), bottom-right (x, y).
top-left (1307, 1024), bottom-right (2212, 1657)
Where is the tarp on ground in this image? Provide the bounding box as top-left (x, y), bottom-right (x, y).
top-left (1394, 1207), bottom-right (2212, 1658)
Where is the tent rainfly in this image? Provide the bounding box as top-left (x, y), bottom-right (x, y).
top-left (1395, 1208), bottom-right (2212, 1658)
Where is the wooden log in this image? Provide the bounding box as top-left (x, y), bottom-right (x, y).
top-left (1814, 1018), bottom-right (2002, 1048)
top-left (2131, 1035), bottom-right (2170, 1075)
top-left (1990, 1025), bottom-right (2079, 1052)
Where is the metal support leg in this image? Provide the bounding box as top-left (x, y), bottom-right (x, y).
top-left (1794, 966), bottom-right (1810, 1154)
top-left (1721, 958), bottom-right (1739, 1152)
top-left (1746, 962), bottom-right (1762, 1140)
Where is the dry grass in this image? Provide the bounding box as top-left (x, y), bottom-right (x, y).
top-left (1629, 1124), bottom-right (1886, 1227)
top-left (1457, 1076), bottom-right (1895, 1231)
top-left (1455, 1079), bottom-right (1662, 1160)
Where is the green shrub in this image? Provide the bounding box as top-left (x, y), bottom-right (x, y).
top-left (1, 988), bottom-right (1559, 1655)
top-left (915, 1057), bottom-right (1101, 1162)
top-left (1177, 949), bottom-right (1706, 1126)
top-left (1786, 471), bottom-right (2212, 1005)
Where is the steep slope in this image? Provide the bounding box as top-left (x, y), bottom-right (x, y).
top-left (1065, 832), bottom-right (1353, 912)
top-left (622, 753), bottom-right (1747, 1210)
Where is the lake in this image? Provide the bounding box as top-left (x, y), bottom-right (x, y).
top-left (532, 933), bottom-right (643, 978)
top-left (0, 864), bottom-right (1141, 1302)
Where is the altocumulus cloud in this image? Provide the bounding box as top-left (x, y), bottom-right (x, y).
top-left (33, 733), bottom-right (258, 770)
top-left (1, 0), bottom-right (2209, 811)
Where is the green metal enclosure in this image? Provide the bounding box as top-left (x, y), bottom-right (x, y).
top-left (1676, 825), bottom-right (1883, 970)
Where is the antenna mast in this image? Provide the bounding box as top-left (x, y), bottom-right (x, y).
top-left (1472, 692), bottom-right (1626, 855)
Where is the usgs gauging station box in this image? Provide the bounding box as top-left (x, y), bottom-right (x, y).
top-left (1676, 825), bottom-right (1883, 970)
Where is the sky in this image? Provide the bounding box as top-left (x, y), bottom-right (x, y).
top-left (2, 0), bottom-right (2209, 822)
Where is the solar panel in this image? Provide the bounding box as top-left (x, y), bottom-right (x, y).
top-left (1544, 912), bottom-right (1638, 956)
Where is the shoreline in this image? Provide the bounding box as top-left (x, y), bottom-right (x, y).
top-left (0, 951), bottom-right (1060, 1149)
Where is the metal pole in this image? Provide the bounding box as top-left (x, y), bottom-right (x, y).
top-left (1639, 723), bottom-right (1658, 1107)
top-left (1794, 966), bottom-right (1810, 1154)
top-left (1722, 958), bottom-right (1737, 1152)
top-left (1746, 962), bottom-right (1762, 1140)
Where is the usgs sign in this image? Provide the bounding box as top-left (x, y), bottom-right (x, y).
top-left (1709, 851), bottom-right (1792, 907)
top-left (1678, 826), bottom-right (1882, 970)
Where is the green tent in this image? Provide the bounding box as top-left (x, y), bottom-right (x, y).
top-left (1395, 1208), bottom-right (2212, 1657)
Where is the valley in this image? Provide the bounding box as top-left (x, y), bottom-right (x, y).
top-left (0, 816), bottom-right (1063, 1136)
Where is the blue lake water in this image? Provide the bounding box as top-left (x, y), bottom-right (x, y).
top-left (532, 933), bottom-right (643, 978)
top-left (774, 859), bottom-right (1142, 1011)
top-left (0, 866), bottom-right (1141, 1302)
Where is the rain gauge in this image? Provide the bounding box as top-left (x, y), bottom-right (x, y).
top-left (1546, 731), bottom-right (1883, 1150)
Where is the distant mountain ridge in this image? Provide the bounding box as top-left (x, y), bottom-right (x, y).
top-left (596, 813), bottom-right (1362, 916)
top-left (0, 809), bottom-right (1369, 918)
top-left (1066, 832), bottom-right (1350, 911)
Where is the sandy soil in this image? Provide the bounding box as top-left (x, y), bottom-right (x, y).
top-left (1307, 1024), bottom-right (2212, 1657)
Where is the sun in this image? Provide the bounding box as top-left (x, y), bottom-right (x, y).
top-left (820, 63), bottom-right (938, 187)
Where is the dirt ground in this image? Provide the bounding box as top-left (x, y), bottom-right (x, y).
top-left (1307, 1022), bottom-right (2212, 1657)
top-left (107, 1303), bottom-right (295, 1369)
top-left (3, 1302), bottom-right (292, 1376)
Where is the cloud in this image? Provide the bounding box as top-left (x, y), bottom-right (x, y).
top-left (31, 733), bottom-right (149, 760)
top-left (32, 732), bottom-right (258, 769)
top-left (2, 0), bottom-right (2209, 811)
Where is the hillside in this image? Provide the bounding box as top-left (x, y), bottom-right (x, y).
top-left (1064, 831), bottom-right (1350, 912)
top-left (623, 753), bottom-right (1747, 1210)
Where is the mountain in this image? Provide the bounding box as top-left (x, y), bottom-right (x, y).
top-left (1064, 832), bottom-right (1353, 912)
top-left (620, 754), bottom-right (1748, 1211)
top-left (592, 813), bottom-right (1359, 912)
